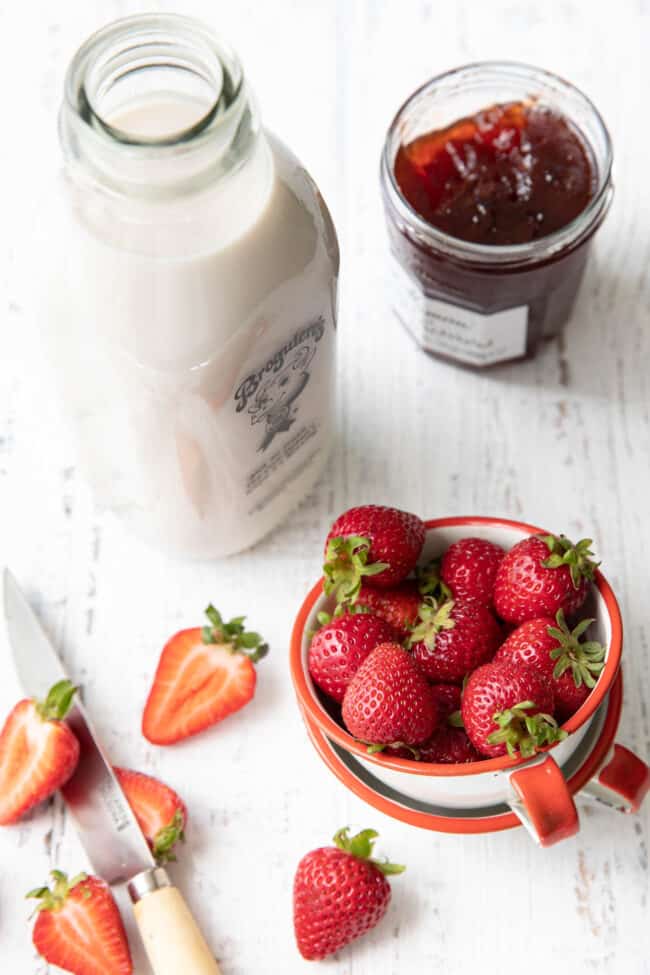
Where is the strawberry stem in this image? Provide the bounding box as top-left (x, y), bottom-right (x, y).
top-left (34, 680), bottom-right (77, 722)
top-left (322, 536), bottom-right (389, 608)
top-left (152, 810), bottom-right (186, 865)
top-left (547, 610), bottom-right (606, 688)
top-left (407, 596), bottom-right (455, 651)
top-left (202, 605), bottom-right (268, 662)
top-left (332, 827), bottom-right (405, 876)
top-left (539, 534), bottom-right (599, 589)
top-left (487, 701), bottom-right (567, 758)
top-left (26, 871), bottom-right (88, 913)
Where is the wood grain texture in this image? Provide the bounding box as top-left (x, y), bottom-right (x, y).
top-left (0, 0), bottom-right (648, 972)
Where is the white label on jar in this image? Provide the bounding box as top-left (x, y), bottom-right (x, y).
top-left (389, 261), bottom-right (528, 366)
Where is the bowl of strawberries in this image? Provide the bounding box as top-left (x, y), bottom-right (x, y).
top-left (291, 507), bottom-right (649, 846)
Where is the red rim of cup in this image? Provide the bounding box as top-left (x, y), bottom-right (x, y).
top-left (290, 515), bottom-right (623, 777)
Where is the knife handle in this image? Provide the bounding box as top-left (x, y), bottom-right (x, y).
top-left (129, 868), bottom-right (222, 975)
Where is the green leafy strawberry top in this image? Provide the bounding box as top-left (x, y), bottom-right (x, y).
top-left (201, 605), bottom-right (268, 663)
top-left (322, 536), bottom-right (388, 606)
top-left (487, 701), bottom-right (567, 758)
top-left (35, 680), bottom-right (77, 722)
top-left (27, 871), bottom-right (89, 912)
top-left (547, 610), bottom-right (606, 689)
top-left (152, 810), bottom-right (186, 865)
top-left (333, 827), bottom-right (405, 876)
top-left (407, 596), bottom-right (456, 650)
top-left (540, 534), bottom-right (599, 589)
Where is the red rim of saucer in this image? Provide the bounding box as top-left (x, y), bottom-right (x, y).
top-left (302, 671), bottom-right (623, 834)
top-left (290, 515), bottom-right (623, 777)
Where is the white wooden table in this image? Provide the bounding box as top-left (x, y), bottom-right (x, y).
top-left (1, 1), bottom-right (649, 972)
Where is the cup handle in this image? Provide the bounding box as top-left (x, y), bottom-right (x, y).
top-left (508, 755), bottom-right (580, 847)
top-left (580, 743), bottom-right (650, 812)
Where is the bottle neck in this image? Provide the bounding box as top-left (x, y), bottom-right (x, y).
top-left (59, 14), bottom-right (260, 200)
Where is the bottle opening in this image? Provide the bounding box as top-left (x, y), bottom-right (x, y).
top-left (66, 14), bottom-right (244, 149)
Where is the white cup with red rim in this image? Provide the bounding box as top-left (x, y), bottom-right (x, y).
top-left (291, 516), bottom-right (649, 846)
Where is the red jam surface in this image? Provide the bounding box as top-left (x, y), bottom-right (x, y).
top-left (394, 101), bottom-right (595, 246)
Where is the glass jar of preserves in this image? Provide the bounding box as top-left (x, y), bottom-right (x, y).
top-left (381, 62), bottom-right (613, 368)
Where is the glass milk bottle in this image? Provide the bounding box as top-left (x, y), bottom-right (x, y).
top-left (54, 14), bottom-right (338, 558)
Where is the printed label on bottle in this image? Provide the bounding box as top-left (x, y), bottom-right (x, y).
top-left (389, 261), bottom-right (528, 366)
top-left (232, 313), bottom-right (333, 513)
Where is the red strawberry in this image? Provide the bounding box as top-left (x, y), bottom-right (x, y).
top-left (142, 605), bottom-right (268, 745)
top-left (462, 660), bottom-right (565, 758)
top-left (29, 871), bottom-right (132, 974)
top-left (408, 597), bottom-right (501, 683)
top-left (308, 612), bottom-right (397, 703)
top-left (293, 827), bottom-right (404, 960)
top-left (342, 643), bottom-right (438, 746)
top-left (440, 537), bottom-right (505, 605)
top-left (494, 611), bottom-right (606, 722)
top-left (357, 580), bottom-right (422, 638)
top-left (388, 686), bottom-right (481, 763)
top-left (493, 533), bottom-right (597, 624)
top-left (323, 505), bottom-right (425, 601)
top-left (113, 767), bottom-right (187, 864)
top-left (0, 680), bottom-right (79, 826)
top-left (419, 726), bottom-right (482, 764)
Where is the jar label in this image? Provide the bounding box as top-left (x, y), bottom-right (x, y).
top-left (389, 262), bottom-right (528, 366)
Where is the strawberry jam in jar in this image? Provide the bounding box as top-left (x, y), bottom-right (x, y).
top-left (381, 63), bottom-right (613, 367)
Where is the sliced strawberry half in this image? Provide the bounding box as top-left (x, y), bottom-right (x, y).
top-left (142, 605), bottom-right (268, 745)
top-left (0, 680), bottom-right (79, 826)
top-left (29, 871), bottom-right (132, 975)
top-left (114, 767), bottom-right (187, 864)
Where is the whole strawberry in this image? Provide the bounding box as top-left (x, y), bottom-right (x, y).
top-left (495, 611), bottom-right (605, 722)
top-left (408, 597), bottom-right (501, 683)
top-left (440, 537), bottom-right (505, 605)
top-left (357, 581), bottom-right (422, 639)
top-left (323, 505), bottom-right (425, 601)
top-left (293, 827), bottom-right (404, 960)
top-left (493, 533), bottom-right (597, 624)
top-left (342, 643), bottom-right (438, 747)
top-left (418, 684), bottom-right (481, 764)
top-left (308, 613), bottom-right (397, 702)
top-left (462, 660), bottom-right (565, 758)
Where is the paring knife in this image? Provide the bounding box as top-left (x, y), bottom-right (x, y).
top-left (3, 568), bottom-right (222, 975)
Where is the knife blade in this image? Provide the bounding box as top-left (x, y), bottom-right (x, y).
top-left (3, 568), bottom-right (155, 883)
top-left (3, 568), bottom-right (223, 975)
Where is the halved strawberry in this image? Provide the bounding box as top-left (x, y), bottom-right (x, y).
top-left (142, 606), bottom-right (268, 745)
top-left (0, 680), bottom-right (79, 826)
top-left (29, 871), bottom-right (132, 975)
top-left (114, 767), bottom-right (187, 864)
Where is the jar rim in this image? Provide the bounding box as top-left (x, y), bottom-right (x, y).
top-left (63, 13), bottom-right (247, 157)
top-left (381, 60), bottom-right (614, 267)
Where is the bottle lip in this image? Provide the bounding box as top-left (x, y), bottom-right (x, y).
top-left (60, 14), bottom-right (257, 198)
top-left (381, 60), bottom-right (614, 268)
top-left (64, 13), bottom-right (244, 152)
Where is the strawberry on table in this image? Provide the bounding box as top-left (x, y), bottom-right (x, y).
top-left (293, 827), bottom-right (404, 960)
top-left (440, 537), bottom-right (505, 605)
top-left (0, 680), bottom-right (79, 826)
top-left (494, 611), bottom-right (606, 722)
top-left (407, 596), bottom-right (501, 683)
top-left (493, 533), bottom-right (597, 624)
top-left (323, 504), bottom-right (425, 601)
top-left (28, 870), bottom-right (132, 975)
top-left (356, 580), bottom-right (423, 639)
top-left (308, 612), bottom-right (397, 702)
top-left (462, 660), bottom-right (566, 758)
top-left (342, 642), bottom-right (438, 747)
top-left (142, 605), bottom-right (268, 745)
top-left (113, 767), bottom-right (187, 864)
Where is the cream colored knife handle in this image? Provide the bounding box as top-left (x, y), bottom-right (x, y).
top-left (129, 869), bottom-right (222, 975)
